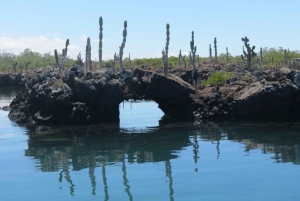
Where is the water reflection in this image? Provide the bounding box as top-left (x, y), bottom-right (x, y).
top-left (194, 120), bottom-right (300, 165)
top-left (165, 160), bottom-right (174, 201)
top-left (2, 88), bottom-right (300, 200)
top-left (0, 86), bottom-right (23, 107)
top-left (22, 118), bottom-right (300, 198)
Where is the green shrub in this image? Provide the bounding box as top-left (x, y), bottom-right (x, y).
top-left (203, 72), bottom-right (234, 86)
top-left (241, 74), bottom-right (253, 81)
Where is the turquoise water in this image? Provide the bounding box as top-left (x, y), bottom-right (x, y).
top-left (1, 87), bottom-right (300, 200)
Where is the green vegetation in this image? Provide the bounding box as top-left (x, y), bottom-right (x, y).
top-left (1, 47), bottom-right (300, 73)
top-left (203, 72), bottom-right (234, 86)
top-left (0, 48), bottom-right (74, 73)
top-left (241, 74), bottom-right (254, 81)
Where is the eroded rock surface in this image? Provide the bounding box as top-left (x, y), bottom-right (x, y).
top-left (7, 65), bottom-right (300, 125)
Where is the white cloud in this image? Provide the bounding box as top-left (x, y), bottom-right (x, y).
top-left (0, 36), bottom-right (81, 59)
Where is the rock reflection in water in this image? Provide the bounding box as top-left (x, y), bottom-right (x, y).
top-left (0, 87), bottom-right (23, 107)
top-left (23, 117), bottom-right (300, 198)
top-left (24, 119), bottom-right (189, 198)
top-left (194, 120), bottom-right (300, 165)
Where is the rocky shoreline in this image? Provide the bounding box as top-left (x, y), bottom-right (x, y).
top-left (0, 73), bottom-right (32, 87)
top-left (3, 63), bottom-right (300, 125)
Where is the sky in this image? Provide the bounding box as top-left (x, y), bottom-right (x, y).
top-left (0, 0), bottom-right (299, 60)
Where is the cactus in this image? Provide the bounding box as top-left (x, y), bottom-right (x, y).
top-left (284, 49), bottom-right (289, 65)
top-left (18, 63), bottom-right (23, 72)
top-left (209, 44), bottom-right (212, 61)
top-left (24, 61), bottom-right (31, 71)
top-left (178, 50), bottom-right (182, 67)
top-left (99, 16), bottom-right (103, 69)
top-left (226, 47), bottom-right (228, 62)
top-left (113, 52), bottom-right (119, 71)
top-left (241, 36), bottom-right (257, 69)
top-left (162, 23), bottom-right (170, 75)
top-left (119, 20), bottom-right (127, 74)
top-left (54, 39), bottom-right (69, 73)
top-left (182, 55), bottom-right (187, 68)
top-left (214, 38), bottom-right (217, 61)
top-left (85, 37), bottom-right (92, 71)
top-left (11, 62), bottom-right (18, 73)
top-left (129, 53), bottom-right (131, 66)
top-left (260, 48), bottom-right (263, 69)
top-left (190, 31), bottom-right (197, 71)
top-left (75, 53), bottom-right (84, 67)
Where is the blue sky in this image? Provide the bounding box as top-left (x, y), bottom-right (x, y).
top-left (0, 0), bottom-right (299, 59)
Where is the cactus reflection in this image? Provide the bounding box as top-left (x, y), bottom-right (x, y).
top-left (23, 118), bottom-right (300, 197)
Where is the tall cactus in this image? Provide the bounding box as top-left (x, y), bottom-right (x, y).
top-left (119, 20), bottom-right (127, 74)
top-left (85, 37), bottom-right (92, 71)
top-left (241, 36), bottom-right (257, 69)
top-left (54, 39), bottom-right (69, 73)
top-left (162, 23), bottom-right (170, 75)
top-left (99, 16), bottom-right (103, 70)
top-left (129, 53), bottom-right (131, 66)
top-left (113, 52), bottom-right (117, 71)
top-left (284, 49), bottom-right (289, 65)
top-left (214, 37), bottom-right (217, 61)
top-left (226, 47), bottom-right (228, 62)
top-left (260, 47), bottom-right (263, 69)
top-left (190, 31), bottom-right (197, 71)
top-left (178, 49), bottom-right (182, 67)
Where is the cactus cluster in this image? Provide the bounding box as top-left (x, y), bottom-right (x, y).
top-left (162, 23), bottom-right (170, 75)
top-left (241, 36), bottom-right (257, 69)
top-left (54, 39), bottom-right (69, 73)
top-left (99, 16), bottom-right (103, 70)
top-left (86, 38), bottom-right (92, 71)
top-left (119, 20), bottom-right (127, 74)
top-left (190, 31), bottom-right (197, 71)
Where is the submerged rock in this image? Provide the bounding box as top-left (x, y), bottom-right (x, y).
top-left (1, 106), bottom-right (11, 111)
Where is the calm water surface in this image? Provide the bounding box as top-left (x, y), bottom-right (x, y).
top-left (1, 87), bottom-right (300, 201)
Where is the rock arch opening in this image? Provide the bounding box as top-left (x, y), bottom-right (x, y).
top-left (119, 100), bottom-right (164, 132)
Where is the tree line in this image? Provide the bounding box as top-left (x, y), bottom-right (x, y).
top-left (0, 47), bottom-right (299, 73)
